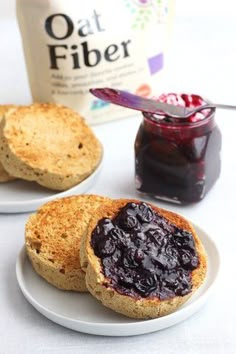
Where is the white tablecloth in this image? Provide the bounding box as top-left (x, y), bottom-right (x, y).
top-left (0, 4), bottom-right (236, 354)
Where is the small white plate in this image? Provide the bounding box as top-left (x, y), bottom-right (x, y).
top-left (0, 158), bottom-right (103, 214)
top-left (16, 223), bottom-right (220, 336)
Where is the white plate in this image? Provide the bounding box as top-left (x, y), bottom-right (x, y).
top-left (0, 157), bottom-right (103, 214)
top-left (16, 223), bottom-right (220, 336)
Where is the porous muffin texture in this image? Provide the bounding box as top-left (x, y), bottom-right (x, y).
top-left (0, 105), bottom-right (17, 182)
top-left (25, 194), bottom-right (111, 291)
top-left (0, 103), bottom-right (102, 190)
top-left (81, 199), bottom-right (207, 319)
top-left (0, 162), bottom-right (15, 183)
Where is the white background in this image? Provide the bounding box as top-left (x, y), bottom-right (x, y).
top-left (0, 1), bottom-right (236, 353)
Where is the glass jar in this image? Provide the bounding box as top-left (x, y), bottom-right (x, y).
top-left (135, 107), bottom-right (222, 204)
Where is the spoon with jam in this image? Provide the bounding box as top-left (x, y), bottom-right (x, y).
top-left (90, 87), bottom-right (236, 120)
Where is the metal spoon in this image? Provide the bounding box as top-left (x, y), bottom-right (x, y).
top-left (90, 88), bottom-right (236, 119)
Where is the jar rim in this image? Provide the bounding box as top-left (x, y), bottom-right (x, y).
top-left (142, 108), bottom-right (216, 129)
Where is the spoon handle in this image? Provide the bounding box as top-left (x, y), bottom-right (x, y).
top-left (90, 88), bottom-right (191, 117)
top-left (214, 103), bottom-right (236, 111)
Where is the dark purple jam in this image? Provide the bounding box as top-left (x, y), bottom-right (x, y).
top-left (91, 202), bottom-right (199, 300)
top-left (135, 94), bottom-right (222, 204)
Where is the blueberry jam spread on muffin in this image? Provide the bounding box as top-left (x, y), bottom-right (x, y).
top-left (91, 202), bottom-right (199, 300)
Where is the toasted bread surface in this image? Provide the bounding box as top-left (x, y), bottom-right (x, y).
top-left (81, 199), bottom-right (207, 319)
top-left (0, 103), bottom-right (102, 190)
top-left (0, 105), bottom-right (17, 182)
top-left (25, 194), bottom-right (111, 291)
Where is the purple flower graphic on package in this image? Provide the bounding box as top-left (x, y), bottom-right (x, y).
top-left (134, 0), bottom-right (153, 5)
top-left (124, 0), bottom-right (168, 29)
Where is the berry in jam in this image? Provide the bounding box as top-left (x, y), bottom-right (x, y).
top-left (135, 93), bottom-right (222, 204)
top-left (91, 202), bottom-right (199, 299)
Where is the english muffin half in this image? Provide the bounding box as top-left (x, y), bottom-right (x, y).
top-left (0, 103), bottom-right (102, 190)
top-left (0, 105), bottom-right (17, 182)
top-left (25, 194), bottom-right (111, 291)
top-left (81, 199), bottom-right (207, 319)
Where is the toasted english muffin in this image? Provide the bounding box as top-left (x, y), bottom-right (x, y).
top-left (0, 163), bottom-right (15, 183)
top-left (0, 105), bottom-right (17, 182)
top-left (0, 103), bottom-right (102, 190)
top-left (80, 199), bottom-right (207, 319)
top-left (25, 194), bottom-right (112, 291)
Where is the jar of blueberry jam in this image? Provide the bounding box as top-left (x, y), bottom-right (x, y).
top-left (135, 93), bottom-right (222, 204)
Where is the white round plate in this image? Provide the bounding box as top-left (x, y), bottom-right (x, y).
top-left (0, 157), bottom-right (103, 214)
top-left (16, 223), bottom-right (220, 336)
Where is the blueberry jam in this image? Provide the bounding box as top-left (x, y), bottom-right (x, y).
top-left (91, 202), bottom-right (199, 300)
top-left (135, 93), bottom-right (222, 204)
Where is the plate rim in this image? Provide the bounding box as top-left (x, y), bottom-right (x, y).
top-left (0, 153), bottom-right (103, 213)
top-left (16, 222), bottom-right (220, 336)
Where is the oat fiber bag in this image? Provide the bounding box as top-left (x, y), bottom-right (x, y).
top-left (17, 0), bottom-right (173, 124)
